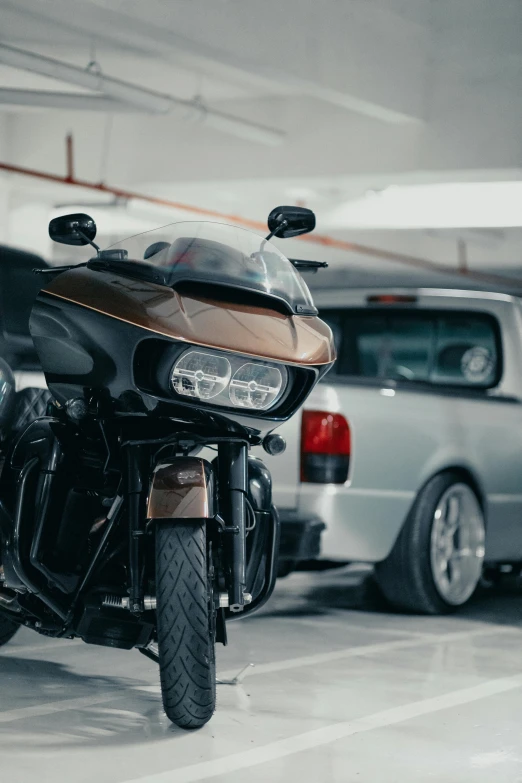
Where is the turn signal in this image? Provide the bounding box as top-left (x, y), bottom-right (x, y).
top-left (300, 410), bottom-right (350, 484)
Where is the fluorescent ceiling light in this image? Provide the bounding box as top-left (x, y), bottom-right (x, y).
top-left (324, 182), bottom-right (522, 229)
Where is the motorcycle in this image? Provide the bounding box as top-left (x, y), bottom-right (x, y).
top-left (0, 206), bottom-right (335, 729)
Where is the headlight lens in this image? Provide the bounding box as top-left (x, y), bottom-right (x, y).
top-left (171, 350), bottom-right (231, 399)
top-left (170, 348), bottom-right (287, 411)
top-left (230, 363), bottom-right (283, 409)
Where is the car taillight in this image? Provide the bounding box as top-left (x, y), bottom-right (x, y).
top-left (300, 410), bottom-right (351, 484)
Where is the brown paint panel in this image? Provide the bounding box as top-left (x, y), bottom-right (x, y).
top-left (43, 267), bottom-right (335, 366)
top-left (147, 459), bottom-right (210, 519)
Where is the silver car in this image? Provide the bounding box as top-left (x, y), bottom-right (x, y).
top-left (266, 287), bottom-right (522, 614)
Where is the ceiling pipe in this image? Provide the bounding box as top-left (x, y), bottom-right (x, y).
top-left (0, 43), bottom-right (285, 146)
top-left (0, 88), bottom-right (130, 112)
top-left (1, 157), bottom-right (522, 290)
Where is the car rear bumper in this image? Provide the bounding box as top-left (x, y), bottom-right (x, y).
top-left (297, 486), bottom-right (415, 563)
top-left (278, 511), bottom-right (326, 570)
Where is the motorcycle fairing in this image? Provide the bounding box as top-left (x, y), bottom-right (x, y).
top-left (40, 266), bottom-right (334, 367)
top-left (30, 281), bottom-right (327, 433)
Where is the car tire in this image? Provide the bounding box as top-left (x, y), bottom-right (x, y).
top-left (375, 472), bottom-right (485, 614)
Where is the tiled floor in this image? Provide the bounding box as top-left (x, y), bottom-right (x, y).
top-left (2, 566), bottom-right (522, 783)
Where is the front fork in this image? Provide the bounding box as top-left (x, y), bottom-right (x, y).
top-left (218, 442), bottom-right (249, 612)
top-left (126, 442), bottom-right (251, 615)
top-left (141, 441), bottom-right (272, 616)
top-left (124, 445), bottom-right (146, 614)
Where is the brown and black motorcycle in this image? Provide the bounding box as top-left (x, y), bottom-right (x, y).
top-left (0, 207), bottom-right (334, 728)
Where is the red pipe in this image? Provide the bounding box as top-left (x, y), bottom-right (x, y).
top-left (65, 133), bottom-right (74, 182)
top-left (1, 159), bottom-right (521, 289)
top-left (0, 161), bottom-right (268, 230)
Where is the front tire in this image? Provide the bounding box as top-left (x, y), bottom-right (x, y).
top-left (375, 473), bottom-right (485, 614)
top-left (0, 613), bottom-right (19, 647)
top-left (155, 519), bottom-right (216, 729)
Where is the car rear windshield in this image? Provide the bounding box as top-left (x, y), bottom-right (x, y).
top-left (321, 308), bottom-right (501, 389)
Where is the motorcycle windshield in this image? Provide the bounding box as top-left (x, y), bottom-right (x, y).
top-left (106, 221), bottom-right (317, 315)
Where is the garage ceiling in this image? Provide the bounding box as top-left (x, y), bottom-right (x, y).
top-left (1, 0), bottom-right (522, 278)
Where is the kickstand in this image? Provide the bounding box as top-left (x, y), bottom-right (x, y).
top-left (139, 642), bottom-right (159, 664)
top-left (217, 662), bottom-right (255, 686)
top-left (139, 645), bottom-right (255, 687)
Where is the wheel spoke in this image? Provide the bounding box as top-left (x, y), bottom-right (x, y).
top-left (446, 494), bottom-right (460, 527)
top-left (448, 556), bottom-right (461, 586)
top-left (438, 557), bottom-right (449, 574)
top-left (430, 483), bottom-right (485, 606)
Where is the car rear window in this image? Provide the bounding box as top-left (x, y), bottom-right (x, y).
top-left (321, 308), bottom-right (501, 389)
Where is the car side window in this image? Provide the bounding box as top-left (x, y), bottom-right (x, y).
top-left (321, 308), bottom-right (501, 389)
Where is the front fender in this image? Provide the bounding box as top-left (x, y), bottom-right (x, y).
top-left (147, 457), bottom-right (215, 519)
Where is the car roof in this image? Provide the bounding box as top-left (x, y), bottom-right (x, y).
top-left (313, 287), bottom-right (521, 308)
top-left (308, 267), bottom-right (522, 298)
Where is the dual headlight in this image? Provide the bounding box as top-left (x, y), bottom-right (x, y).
top-left (170, 349), bottom-right (288, 411)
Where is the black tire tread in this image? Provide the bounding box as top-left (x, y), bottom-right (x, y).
top-left (156, 520), bottom-right (215, 729)
top-left (0, 613), bottom-right (19, 647)
top-left (375, 472), bottom-right (480, 615)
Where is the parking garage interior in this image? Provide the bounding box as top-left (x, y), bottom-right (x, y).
top-left (2, 2), bottom-right (522, 781)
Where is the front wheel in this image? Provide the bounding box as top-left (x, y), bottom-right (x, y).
top-left (155, 519), bottom-right (216, 729)
top-left (375, 473), bottom-right (486, 614)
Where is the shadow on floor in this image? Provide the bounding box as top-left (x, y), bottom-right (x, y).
top-left (261, 566), bottom-right (522, 628)
top-left (458, 579), bottom-right (522, 627)
top-left (0, 655), bottom-right (179, 749)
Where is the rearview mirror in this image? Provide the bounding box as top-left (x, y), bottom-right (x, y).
top-left (267, 206), bottom-right (316, 239)
top-left (49, 213), bottom-right (97, 246)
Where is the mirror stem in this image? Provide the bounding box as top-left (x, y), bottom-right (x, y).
top-left (76, 229), bottom-right (101, 256)
top-left (265, 219), bottom-right (288, 242)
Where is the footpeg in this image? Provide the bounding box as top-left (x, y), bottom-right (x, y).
top-left (139, 641), bottom-right (159, 664)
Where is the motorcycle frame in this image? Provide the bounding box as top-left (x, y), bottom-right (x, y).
top-left (0, 416), bottom-right (277, 638)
